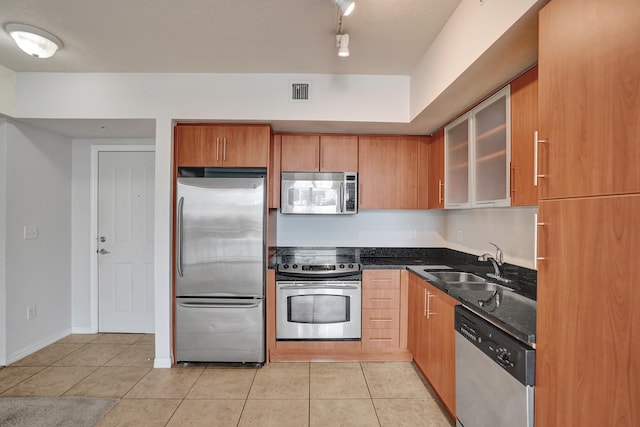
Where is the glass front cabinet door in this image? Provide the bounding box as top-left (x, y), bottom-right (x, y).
top-left (445, 86), bottom-right (511, 209)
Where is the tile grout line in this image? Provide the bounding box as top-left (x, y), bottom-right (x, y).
top-left (359, 361), bottom-right (383, 427)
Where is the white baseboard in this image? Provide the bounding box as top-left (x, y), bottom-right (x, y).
top-left (5, 328), bottom-right (72, 365)
top-left (153, 357), bottom-right (172, 368)
top-left (71, 326), bottom-right (97, 334)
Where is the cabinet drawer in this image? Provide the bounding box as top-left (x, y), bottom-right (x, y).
top-left (362, 308), bottom-right (400, 329)
top-left (362, 328), bottom-right (399, 350)
top-left (362, 288), bottom-right (400, 309)
top-left (363, 270), bottom-right (400, 290)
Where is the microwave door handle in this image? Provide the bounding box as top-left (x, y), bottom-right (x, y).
top-left (340, 182), bottom-right (344, 213)
top-left (176, 196), bottom-right (184, 277)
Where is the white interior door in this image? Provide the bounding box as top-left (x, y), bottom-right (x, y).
top-left (98, 151), bottom-right (155, 332)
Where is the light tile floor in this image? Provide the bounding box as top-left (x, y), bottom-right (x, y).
top-left (0, 334), bottom-right (454, 426)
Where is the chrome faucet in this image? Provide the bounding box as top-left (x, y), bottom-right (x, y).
top-left (478, 242), bottom-right (511, 284)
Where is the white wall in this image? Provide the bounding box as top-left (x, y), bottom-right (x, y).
top-left (14, 73), bottom-right (409, 124)
top-left (0, 119), bottom-right (7, 364)
top-left (71, 138), bottom-right (155, 332)
top-left (410, 0), bottom-right (539, 119)
top-left (445, 206), bottom-right (538, 268)
top-left (0, 65), bottom-right (16, 117)
top-left (4, 120), bottom-right (72, 364)
top-left (277, 210), bottom-right (446, 248)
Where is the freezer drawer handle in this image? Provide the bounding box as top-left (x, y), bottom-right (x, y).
top-left (278, 285), bottom-right (359, 290)
top-left (177, 196), bottom-right (184, 277)
top-left (178, 302), bottom-right (262, 309)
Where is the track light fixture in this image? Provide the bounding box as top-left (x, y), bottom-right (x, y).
top-left (331, 0), bottom-right (355, 16)
top-left (336, 34), bottom-right (350, 57)
top-left (5, 23), bottom-right (62, 58)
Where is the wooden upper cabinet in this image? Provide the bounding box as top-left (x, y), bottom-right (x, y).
top-left (319, 135), bottom-right (358, 171)
top-left (417, 137), bottom-right (429, 210)
top-left (280, 134), bottom-right (358, 172)
top-left (538, 0), bottom-right (640, 199)
top-left (222, 125), bottom-right (270, 167)
top-left (510, 66), bottom-right (538, 206)
top-left (174, 125), bottom-right (222, 166)
top-left (358, 135), bottom-right (420, 209)
top-left (174, 124), bottom-right (270, 168)
top-left (281, 134), bottom-right (319, 171)
top-left (427, 130), bottom-right (445, 209)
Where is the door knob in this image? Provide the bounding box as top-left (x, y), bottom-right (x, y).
top-left (98, 248), bottom-right (110, 255)
top-left (99, 236), bottom-right (107, 242)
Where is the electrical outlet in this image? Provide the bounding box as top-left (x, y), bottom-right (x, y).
top-left (457, 228), bottom-right (464, 242)
top-left (27, 305), bottom-right (37, 320)
top-left (24, 225), bottom-right (38, 240)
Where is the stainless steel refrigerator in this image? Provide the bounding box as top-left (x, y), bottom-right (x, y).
top-left (175, 168), bottom-right (266, 363)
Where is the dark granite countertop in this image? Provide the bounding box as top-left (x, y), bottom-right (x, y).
top-left (271, 246), bottom-right (537, 347)
top-left (407, 266), bottom-right (536, 347)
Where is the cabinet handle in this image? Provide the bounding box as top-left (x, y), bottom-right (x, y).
top-left (370, 298), bottom-right (392, 302)
top-left (423, 288), bottom-right (427, 317)
top-left (370, 318), bottom-right (393, 323)
top-left (426, 291), bottom-right (435, 319)
top-left (438, 180), bottom-right (444, 204)
top-left (510, 164), bottom-right (516, 197)
top-left (223, 137), bottom-right (227, 161)
top-left (369, 279), bottom-right (392, 283)
top-left (534, 214), bottom-right (546, 267)
top-left (534, 131), bottom-right (548, 186)
top-left (369, 338), bottom-right (393, 342)
top-left (216, 137), bottom-right (220, 161)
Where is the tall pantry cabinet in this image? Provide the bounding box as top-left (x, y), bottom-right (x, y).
top-left (535, 1), bottom-right (640, 426)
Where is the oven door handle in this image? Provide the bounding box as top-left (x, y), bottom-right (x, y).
top-left (278, 284), bottom-right (360, 290)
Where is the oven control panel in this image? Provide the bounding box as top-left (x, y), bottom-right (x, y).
top-left (277, 263), bottom-right (361, 275)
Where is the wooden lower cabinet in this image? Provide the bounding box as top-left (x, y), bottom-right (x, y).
top-left (408, 272), bottom-right (457, 418)
top-left (361, 270), bottom-right (402, 351)
top-left (536, 195), bottom-right (640, 426)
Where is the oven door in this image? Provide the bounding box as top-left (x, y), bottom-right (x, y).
top-left (276, 281), bottom-right (361, 340)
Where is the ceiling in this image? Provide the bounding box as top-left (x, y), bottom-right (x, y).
top-left (0, 0), bottom-right (539, 138)
top-left (0, 0), bottom-right (461, 74)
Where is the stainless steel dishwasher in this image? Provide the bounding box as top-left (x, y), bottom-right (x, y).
top-left (455, 306), bottom-right (535, 427)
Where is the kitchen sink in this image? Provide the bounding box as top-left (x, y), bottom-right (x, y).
top-left (446, 282), bottom-right (510, 292)
top-left (426, 271), bottom-right (487, 283)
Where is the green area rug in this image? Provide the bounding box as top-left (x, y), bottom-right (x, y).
top-left (0, 397), bottom-right (118, 427)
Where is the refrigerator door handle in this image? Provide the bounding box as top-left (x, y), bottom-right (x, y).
top-left (178, 301), bottom-right (262, 309)
top-left (177, 196), bottom-right (184, 277)
top-left (340, 182), bottom-right (344, 213)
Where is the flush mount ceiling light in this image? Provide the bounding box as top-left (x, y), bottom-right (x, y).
top-left (331, 0), bottom-right (355, 16)
top-left (5, 23), bottom-right (62, 58)
top-left (336, 34), bottom-right (350, 57)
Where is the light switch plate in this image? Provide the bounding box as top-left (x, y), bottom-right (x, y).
top-left (24, 225), bottom-right (38, 240)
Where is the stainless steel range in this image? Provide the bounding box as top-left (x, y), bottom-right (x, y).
top-left (276, 254), bottom-right (361, 340)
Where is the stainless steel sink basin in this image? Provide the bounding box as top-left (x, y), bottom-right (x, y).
top-left (446, 282), bottom-right (510, 292)
top-left (426, 271), bottom-right (487, 283)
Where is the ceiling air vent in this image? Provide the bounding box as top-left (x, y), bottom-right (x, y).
top-left (290, 82), bottom-right (310, 101)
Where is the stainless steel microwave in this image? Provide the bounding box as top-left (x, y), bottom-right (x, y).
top-left (281, 172), bottom-right (357, 214)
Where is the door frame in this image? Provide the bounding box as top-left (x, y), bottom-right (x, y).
top-left (89, 145), bottom-right (156, 333)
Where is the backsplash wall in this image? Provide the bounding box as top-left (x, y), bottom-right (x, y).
top-left (445, 206), bottom-right (538, 269)
top-left (277, 206), bottom-right (538, 269)
top-left (277, 210), bottom-right (447, 248)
